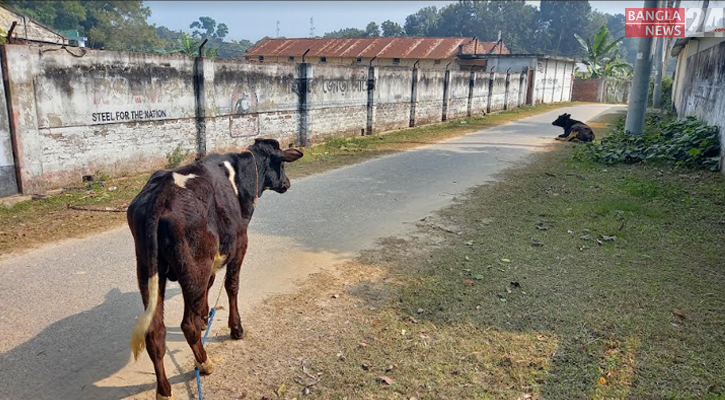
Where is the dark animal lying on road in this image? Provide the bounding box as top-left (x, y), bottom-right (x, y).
top-left (552, 113), bottom-right (595, 142)
top-left (127, 138), bottom-right (303, 400)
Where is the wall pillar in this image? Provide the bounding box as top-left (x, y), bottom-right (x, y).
top-left (365, 65), bottom-right (376, 135)
top-left (503, 71), bottom-right (511, 110)
top-left (486, 71), bottom-right (494, 114)
top-left (518, 73), bottom-right (526, 107)
top-left (466, 69), bottom-right (475, 117)
top-left (409, 67), bottom-right (418, 127)
top-left (297, 62), bottom-right (312, 146)
top-left (193, 56), bottom-right (206, 159)
top-left (441, 69), bottom-right (451, 122)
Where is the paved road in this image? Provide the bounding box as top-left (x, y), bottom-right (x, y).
top-left (0, 104), bottom-right (619, 400)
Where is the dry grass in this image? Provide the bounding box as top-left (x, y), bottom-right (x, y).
top-left (0, 103), bottom-right (576, 257)
top-left (190, 118), bottom-right (725, 400)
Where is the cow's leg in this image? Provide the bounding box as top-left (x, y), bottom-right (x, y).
top-left (202, 273), bottom-right (215, 330)
top-left (225, 235), bottom-right (248, 340)
top-left (145, 276), bottom-right (173, 399)
top-left (179, 258), bottom-right (214, 375)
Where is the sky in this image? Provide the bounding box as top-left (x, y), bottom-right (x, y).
top-left (145, 1), bottom-right (645, 43)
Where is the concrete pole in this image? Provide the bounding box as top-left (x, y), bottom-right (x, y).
top-left (625, 0), bottom-right (658, 134)
top-left (652, 1), bottom-right (665, 108)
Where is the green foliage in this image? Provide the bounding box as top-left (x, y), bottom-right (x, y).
top-left (324, 27), bottom-right (366, 38)
top-left (577, 115), bottom-right (721, 171)
top-left (165, 144), bottom-right (189, 169)
top-left (92, 170), bottom-right (110, 182)
top-left (649, 75), bottom-right (673, 109)
top-left (574, 25), bottom-right (629, 78)
top-left (364, 22), bottom-right (380, 37)
top-left (381, 20), bottom-right (405, 37)
top-left (190, 16), bottom-right (227, 40)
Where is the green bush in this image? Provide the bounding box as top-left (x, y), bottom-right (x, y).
top-left (165, 144), bottom-right (189, 169)
top-left (576, 114), bottom-right (721, 171)
top-left (648, 75), bottom-right (673, 109)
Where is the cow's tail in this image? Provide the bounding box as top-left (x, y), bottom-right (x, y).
top-left (130, 211), bottom-right (161, 361)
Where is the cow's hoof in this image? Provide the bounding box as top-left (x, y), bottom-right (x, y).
top-left (230, 325), bottom-right (245, 340)
top-left (156, 393), bottom-right (177, 400)
top-left (195, 358), bottom-right (214, 375)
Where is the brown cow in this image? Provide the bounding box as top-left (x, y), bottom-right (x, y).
top-left (127, 138), bottom-right (303, 400)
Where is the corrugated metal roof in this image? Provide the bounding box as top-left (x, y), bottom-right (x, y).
top-left (246, 37), bottom-right (508, 59)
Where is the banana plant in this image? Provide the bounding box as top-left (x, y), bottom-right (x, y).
top-left (178, 33), bottom-right (218, 58)
top-left (575, 25), bottom-right (625, 79)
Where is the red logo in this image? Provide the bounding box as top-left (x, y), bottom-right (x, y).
top-left (625, 8), bottom-right (685, 37)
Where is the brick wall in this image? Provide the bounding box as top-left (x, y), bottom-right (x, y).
top-left (571, 78), bottom-right (601, 102)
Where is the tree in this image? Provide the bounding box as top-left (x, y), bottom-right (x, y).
top-left (538, 0), bottom-right (594, 56)
top-left (324, 27), bottom-right (365, 38)
top-left (574, 25), bottom-right (626, 78)
top-left (404, 6), bottom-right (439, 36)
top-left (364, 22), bottom-right (380, 37)
top-left (381, 20), bottom-right (405, 37)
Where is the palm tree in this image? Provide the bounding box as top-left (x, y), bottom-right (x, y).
top-left (574, 26), bottom-right (625, 78)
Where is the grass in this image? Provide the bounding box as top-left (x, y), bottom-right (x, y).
top-left (0, 102), bottom-right (576, 256)
top-left (195, 117), bottom-right (725, 400)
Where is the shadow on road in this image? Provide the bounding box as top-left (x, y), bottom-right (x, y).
top-left (0, 287), bottom-right (193, 400)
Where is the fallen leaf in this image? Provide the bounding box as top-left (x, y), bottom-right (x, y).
top-left (473, 274), bottom-right (484, 280)
top-left (598, 377), bottom-right (607, 385)
top-left (580, 235), bottom-right (592, 241)
top-left (408, 316), bottom-right (418, 324)
top-left (417, 308), bottom-right (424, 314)
top-left (401, 329), bottom-right (407, 336)
top-left (331, 294), bottom-right (339, 299)
top-left (464, 279), bottom-right (474, 286)
top-left (567, 229), bottom-right (574, 235)
top-left (602, 235), bottom-right (617, 242)
top-left (361, 363), bottom-right (370, 371)
top-left (377, 376), bottom-right (394, 385)
top-left (500, 258), bottom-right (511, 263)
top-left (531, 240), bottom-right (544, 247)
top-left (536, 226), bottom-right (550, 231)
top-left (464, 240), bottom-right (474, 246)
top-left (672, 309), bottom-right (688, 320)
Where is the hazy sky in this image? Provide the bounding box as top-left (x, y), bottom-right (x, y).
top-left (145, 1), bottom-right (645, 42)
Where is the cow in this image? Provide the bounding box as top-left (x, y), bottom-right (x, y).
top-left (127, 138), bottom-right (303, 400)
top-left (552, 113), bottom-right (595, 142)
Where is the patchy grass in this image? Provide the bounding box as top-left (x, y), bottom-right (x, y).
top-left (0, 103), bottom-right (576, 256)
top-left (197, 121), bottom-right (725, 400)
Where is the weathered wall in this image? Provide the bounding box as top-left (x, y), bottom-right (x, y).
top-left (1, 43), bottom-right (572, 195)
top-left (4, 45), bottom-right (197, 192)
top-left (374, 67), bottom-right (411, 132)
top-left (416, 69), bottom-right (446, 125)
top-left (308, 64), bottom-right (368, 140)
top-left (209, 60), bottom-right (300, 150)
top-left (489, 73), bottom-right (508, 112)
top-left (0, 67), bottom-right (17, 196)
top-left (470, 72), bottom-right (489, 116)
top-left (678, 39), bottom-right (725, 171)
top-left (572, 78), bottom-right (630, 104)
top-left (447, 71), bottom-right (470, 119)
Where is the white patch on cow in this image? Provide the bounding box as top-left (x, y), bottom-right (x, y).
top-left (172, 172), bottom-right (197, 188)
top-left (212, 252), bottom-right (227, 272)
top-left (223, 161), bottom-right (238, 195)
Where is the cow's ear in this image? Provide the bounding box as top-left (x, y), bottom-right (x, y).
top-left (565, 113), bottom-right (571, 117)
top-left (280, 148), bottom-right (304, 162)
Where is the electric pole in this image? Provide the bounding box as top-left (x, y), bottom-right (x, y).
top-left (652, 0), bottom-right (665, 108)
top-left (310, 17), bottom-right (315, 37)
top-left (625, 0), bottom-right (658, 134)
top-left (276, 20), bottom-right (280, 38)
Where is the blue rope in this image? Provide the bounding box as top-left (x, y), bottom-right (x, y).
top-left (194, 307), bottom-right (216, 400)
